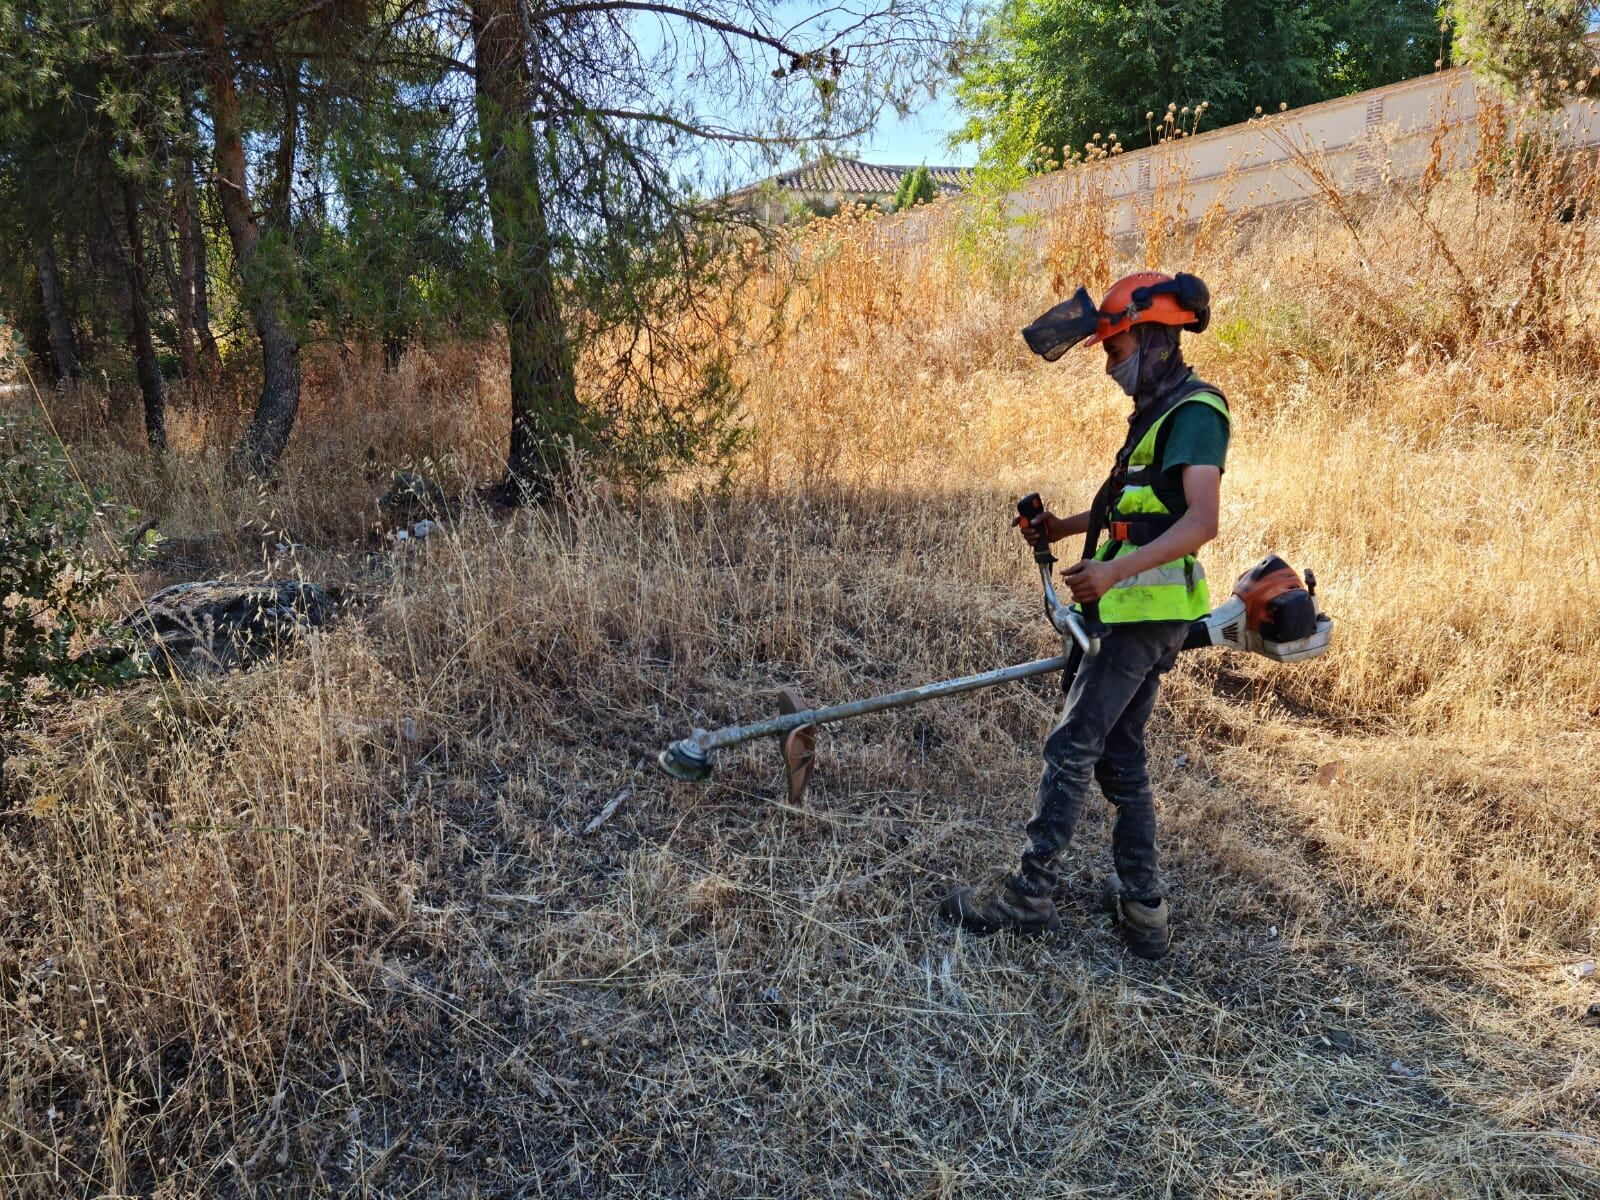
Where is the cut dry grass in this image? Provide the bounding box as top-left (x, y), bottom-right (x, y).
top-left (1, 120), bottom-right (1598, 1196)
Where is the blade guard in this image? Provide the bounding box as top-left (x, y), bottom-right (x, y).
top-left (1184, 555), bottom-right (1332, 662)
top-left (776, 687), bottom-right (817, 804)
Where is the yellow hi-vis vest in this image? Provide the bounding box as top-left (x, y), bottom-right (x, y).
top-left (1093, 391), bottom-right (1230, 624)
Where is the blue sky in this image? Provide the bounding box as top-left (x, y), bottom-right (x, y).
top-left (713, 84), bottom-right (979, 189)
top-left (634, 1), bottom-right (983, 190)
top-left (854, 88), bottom-right (978, 169)
top-left (753, 0), bottom-right (979, 172)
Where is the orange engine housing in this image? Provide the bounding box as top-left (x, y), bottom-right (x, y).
top-left (1232, 555), bottom-right (1320, 643)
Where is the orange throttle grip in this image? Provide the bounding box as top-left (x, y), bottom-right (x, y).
top-left (1016, 493), bottom-right (1055, 565)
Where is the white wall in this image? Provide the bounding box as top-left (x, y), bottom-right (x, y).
top-left (886, 65), bottom-right (1600, 247)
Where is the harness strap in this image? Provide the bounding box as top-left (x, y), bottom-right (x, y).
top-left (1081, 373), bottom-right (1226, 562)
top-left (1106, 513), bottom-right (1183, 545)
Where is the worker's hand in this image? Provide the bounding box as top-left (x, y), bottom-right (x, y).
top-left (1064, 558), bottom-right (1120, 604)
top-left (1018, 510), bottom-right (1056, 547)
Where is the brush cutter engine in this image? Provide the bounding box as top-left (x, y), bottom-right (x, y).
top-left (1183, 554), bottom-right (1332, 663)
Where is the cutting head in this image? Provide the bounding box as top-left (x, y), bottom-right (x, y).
top-left (657, 739), bottom-right (713, 781)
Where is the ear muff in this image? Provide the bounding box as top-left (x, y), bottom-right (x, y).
top-left (1174, 272), bottom-right (1210, 332)
top-left (1128, 272), bottom-right (1211, 334)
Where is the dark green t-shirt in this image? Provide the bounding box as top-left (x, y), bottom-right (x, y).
top-left (1150, 400), bottom-right (1229, 515)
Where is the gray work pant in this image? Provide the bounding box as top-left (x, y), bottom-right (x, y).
top-left (1016, 620), bottom-right (1189, 902)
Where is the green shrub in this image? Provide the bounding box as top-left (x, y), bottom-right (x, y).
top-left (893, 164), bottom-right (938, 212)
top-left (0, 419), bottom-right (155, 756)
top-left (1452, 0), bottom-right (1598, 110)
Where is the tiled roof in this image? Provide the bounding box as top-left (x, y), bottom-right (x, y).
top-left (769, 157), bottom-right (969, 196)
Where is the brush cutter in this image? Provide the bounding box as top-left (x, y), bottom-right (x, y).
top-left (656, 496), bottom-right (1332, 800)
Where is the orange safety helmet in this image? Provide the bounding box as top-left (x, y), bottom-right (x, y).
top-left (1021, 272), bottom-right (1211, 362)
top-left (1084, 271), bottom-right (1211, 347)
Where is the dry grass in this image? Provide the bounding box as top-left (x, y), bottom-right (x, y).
top-left (2, 117), bottom-right (1598, 1197)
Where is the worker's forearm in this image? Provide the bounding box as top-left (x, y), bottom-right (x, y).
top-left (1106, 511), bottom-right (1216, 582)
top-left (1047, 510), bottom-right (1091, 541)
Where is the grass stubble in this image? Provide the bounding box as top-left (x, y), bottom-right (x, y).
top-left (1, 109), bottom-right (1598, 1197)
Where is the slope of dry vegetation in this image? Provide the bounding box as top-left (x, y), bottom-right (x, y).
top-left (2, 120), bottom-right (1598, 1197)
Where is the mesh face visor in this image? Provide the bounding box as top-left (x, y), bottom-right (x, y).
top-left (1021, 288), bottom-right (1101, 361)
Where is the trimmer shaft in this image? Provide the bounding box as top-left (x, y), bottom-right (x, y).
top-left (654, 496), bottom-right (1329, 796)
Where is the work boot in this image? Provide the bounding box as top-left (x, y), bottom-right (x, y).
top-left (1115, 896), bottom-right (1171, 961)
top-left (938, 870), bottom-right (1062, 936)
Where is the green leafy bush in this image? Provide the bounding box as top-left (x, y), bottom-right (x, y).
top-left (1453, 0), bottom-right (1598, 109)
top-left (952, 0), bottom-right (1448, 172)
top-left (893, 164), bottom-right (938, 211)
top-left (0, 419), bottom-right (155, 747)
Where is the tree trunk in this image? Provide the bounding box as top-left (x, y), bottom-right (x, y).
top-left (182, 90), bottom-right (223, 373)
top-left (162, 167), bottom-right (202, 382)
top-left (467, 0), bottom-right (579, 502)
top-left (120, 183), bottom-right (167, 450)
top-left (382, 328), bottom-right (407, 372)
top-left (190, 206), bottom-right (222, 372)
top-left (202, 0), bottom-right (301, 476)
top-left (31, 234), bottom-right (80, 383)
top-left (25, 298), bottom-right (53, 376)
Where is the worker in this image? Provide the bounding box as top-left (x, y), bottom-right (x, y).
top-left (939, 272), bottom-right (1229, 960)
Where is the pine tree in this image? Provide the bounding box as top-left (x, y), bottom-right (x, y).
top-left (1452, 0), bottom-right (1599, 108)
top-left (894, 164), bottom-right (938, 211)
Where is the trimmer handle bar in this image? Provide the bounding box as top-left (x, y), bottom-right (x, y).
top-left (1017, 493), bottom-right (1100, 657)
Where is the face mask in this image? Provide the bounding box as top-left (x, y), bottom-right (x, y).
top-left (1108, 344), bottom-right (1141, 397)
